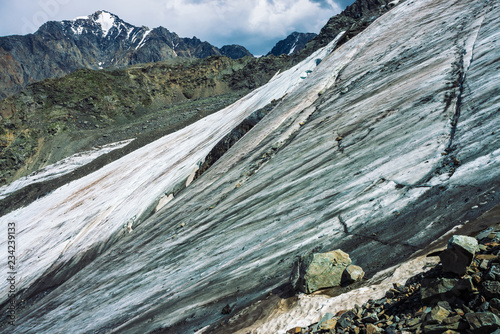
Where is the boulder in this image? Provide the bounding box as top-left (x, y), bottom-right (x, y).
top-left (366, 323), bottom-right (384, 334)
top-left (421, 278), bottom-right (459, 301)
top-left (312, 312), bottom-right (334, 331)
top-left (482, 280), bottom-right (500, 299)
top-left (425, 305), bottom-right (450, 324)
top-left (486, 265), bottom-right (500, 281)
top-left (291, 250), bottom-right (352, 293)
top-left (318, 318), bottom-right (337, 331)
top-left (465, 312), bottom-right (500, 334)
top-left (342, 264), bottom-right (365, 284)
top-left (440, 235), bottom-right (478, 275)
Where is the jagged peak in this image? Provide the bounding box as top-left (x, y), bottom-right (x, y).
top-left (64, 10), bottom-right (134, 37)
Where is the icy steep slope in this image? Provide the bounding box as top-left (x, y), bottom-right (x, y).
top-left (0, 32), bottom-right (344, 327)
top-left (2, 0), bottom-right (500, 332)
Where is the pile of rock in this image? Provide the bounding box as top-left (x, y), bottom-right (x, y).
top-left (287, 229), bottom-right (500, 334)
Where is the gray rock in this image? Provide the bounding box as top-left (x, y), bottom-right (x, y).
top-left (366, 323), bottom-right (384, 334)
top-left (312, 312), bottom-right (334, 332)
top-left (361, 313), bottom-right (379, 323)
top-left (421, 278), bottom-right (459, 301)
top-left (440, 235), bottom-right (478, 275)
top-left (465, 312), bottom-right (500, 334)
top-left (291, 250), bottom-right (351, 293)
top-left (342, 264), bottom-right (365, 284)
top-left (482, 280), bottom-right (500, 299)
top-left (337, 310), bottom-right (356, 329)
top-left (425, 305), bottom-right (450, 324)
top-left (487, 265), bottom-right (500, 281)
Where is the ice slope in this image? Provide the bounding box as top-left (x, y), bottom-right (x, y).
top-left (3, 0), bottom-right (500, 332)
top-left (0, 32), bottom-right (344, 314)
top-left (0, 139), bottom-right (133, 200)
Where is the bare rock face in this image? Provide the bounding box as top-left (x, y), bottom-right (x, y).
top-left (440, 235), bottom-right (479, 275)
top-left (267, 32), bottom-right (317, 56)
top-left (291, 250), bottom-right (352, 293)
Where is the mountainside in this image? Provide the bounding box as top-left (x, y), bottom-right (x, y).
top-left (267, 32), bottom-right (317, 56)
top-left (297, 0), bottom-right (396, 60)
top-left (0, 55), bottom-right (292, 188)
top-left (0, 10), bottom-right (252, 100)
top-left (0, 0), bottom-right (499, 333)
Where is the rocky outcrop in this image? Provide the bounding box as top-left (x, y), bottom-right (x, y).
top-left (297, 0), bottom-right (397, 61)
top-left (0, 10), bottom-right (253, 99)
top-left (220, 44), bottom-right (253, 59)
top-left (0, 55), bottom-right (292, 188)
top-left (267, 32), bottom-right (317, 56)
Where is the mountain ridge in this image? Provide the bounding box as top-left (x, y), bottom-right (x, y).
top-left (266, 31), bottom-right (317, 56)
top-left (0, 10), bottom-right (253, 100)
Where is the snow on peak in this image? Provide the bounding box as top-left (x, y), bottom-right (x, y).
top-left (73, 15), bottom-right (89, 21)
top-left (94, 11), bottom-right (116, 36)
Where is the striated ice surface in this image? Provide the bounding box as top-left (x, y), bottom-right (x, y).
top-left (1, 0), bottom-right (499, 332)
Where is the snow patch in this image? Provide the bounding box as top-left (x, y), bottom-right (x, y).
top-left (0, 139), bottom-right (133, 200)
top-left (95, 11), bottom-right (115, 36)
top-left (135, 30), bottom-right (151, 49)
top-left (72, 15), bottom-right (89, 21)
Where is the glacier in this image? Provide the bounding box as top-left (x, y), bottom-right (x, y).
top-left (1, 0), bottom-right (499, 332)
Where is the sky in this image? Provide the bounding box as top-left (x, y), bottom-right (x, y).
top-left (0, 0), bottom-right (355, 55)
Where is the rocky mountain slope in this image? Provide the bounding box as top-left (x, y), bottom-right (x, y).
top-left (0, 0), bottom-right (499, 333)
top-left (0, 54), bottom-right (292, 188)
top-left (0, 10), bottom-right (252, 99)
top-left (296, 0), bottom-right (397, 61)
top-left (267, 32), bottom-right (317, 56)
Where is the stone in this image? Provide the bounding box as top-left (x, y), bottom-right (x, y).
top-left (482, 281), bottom-right (500, 299)
top-left (440, 235), bottom-right (478, 275)
top-left (465, 312), bottom-right (500, 334)
top-left (476, 254), bottom-right (497, 261)
top-left (425, 305), bottom-right (451, 324)
top-left (318, 318), bottom-right (338, 331)
top-left (337, 310), bottom-right (356, 329)
top-left (221, 304), bottom-right (232, 314)
top-left (291, 250), bottom-right (352, 293)
top-left (423, 320), bottom-right (467, 334)
top-left (313, 312), bottom-right (334, 331)
top-left (366, 323), bottom-right (383, 334)
top-left (490, 298), bottom-right (500, 312)
top-left (476, 228), bottom-right (494, 241)
top-left (421, 278), bottom-right (459, 301)
top-left (487, 265), bottom-right (500, 281)
top-left (287, 327), bottom-right (302, 334)
top-left (361, 313), bottom-right (379, 323)
top-left (342, 264), bottom-right (365, 284)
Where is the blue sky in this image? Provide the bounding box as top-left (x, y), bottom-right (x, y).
top-left (0, 0), bottom-right (355, 55)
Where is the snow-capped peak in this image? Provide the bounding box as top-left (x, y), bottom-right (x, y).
top-left (93, 10), bottom-right (116, 36)
top-left (66, 10), bottom-right (126, 37)
top-left (72, 15), bottom-right (89, 21)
